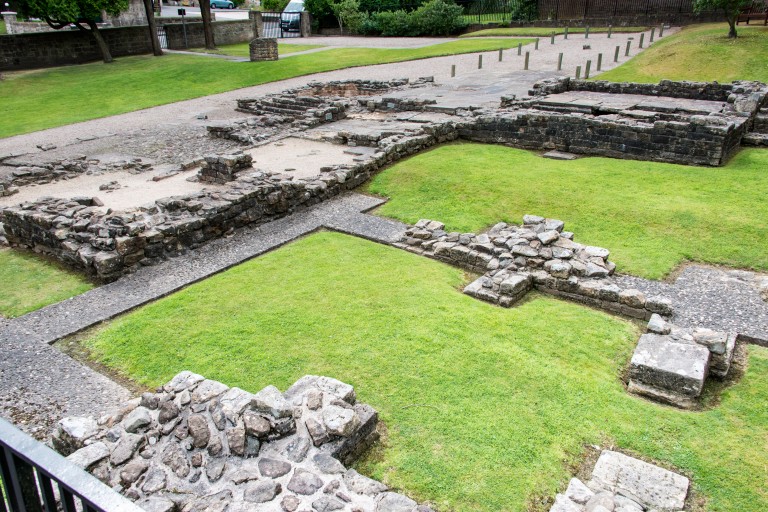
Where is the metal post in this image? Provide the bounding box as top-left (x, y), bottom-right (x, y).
top-left (564, 26), bottom-right (569, 39)
top-left (517, 42), bottom-right (522, 55)
top-left (660, 24), bottom-right (664, 37)
top-left (524, 51), bottom-right (530, 70)
top-left (585, 59), bottom-right (591, 78)
top-left (499, 48), bottom-right (503, 61)
top-left (535, 38), bottom-right (539, 50)
top-left (585, 26), bottom-right (590, 38)
top-left (181, 11), bottom-right (188, 49)
top-left (451, 64), bottom-right (455, 77)
top-left (608, 25), bottom-right (612, 38)
top-left (551, 32), bottom-right (555, 44)
top-left (558, 52), bottom-right (563, 71)
top-left (576, 65), bottom-right (581, 79)
top-left (478, 54), bottom-right (483, 69)
top-left (639, 33), bottom-right (645, 48)
top-left (650, 27), bottom-right (655, 42)
top-left (625, 39), bottom-right (631, 56)
top-left (614, 45), bottom-right (620, 62)
top-left (597, 53), bottom-right (602, 71)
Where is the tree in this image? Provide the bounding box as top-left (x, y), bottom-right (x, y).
top-left (142, 0), bottom-right (163, 56)
top-left (199, 0), bottom-right (216, 50)
top-left (17, 0), bottom-right (129, 63)
top-left (329, 0), bottom-right (365, 34)
top-left (693, 0), bottom-right (753, 38)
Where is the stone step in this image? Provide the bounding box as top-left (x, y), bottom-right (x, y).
top-left (742, 132), bottom-right (768, 146)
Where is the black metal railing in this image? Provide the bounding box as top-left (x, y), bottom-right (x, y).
top-left (0, 417), bottom-right (144, 512)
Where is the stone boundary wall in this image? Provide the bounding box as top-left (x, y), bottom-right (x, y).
top-left (1, 125), bottom-right (458, 281)
top-left (163, 20), bottom-right (254, 50)
top-left (0, 25), bottom-right (153, 71)
top-left (457, 110), bottom-right (745, 167)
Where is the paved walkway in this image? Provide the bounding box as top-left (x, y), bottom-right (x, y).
top-left (0, 193), bottom-right (405, 437)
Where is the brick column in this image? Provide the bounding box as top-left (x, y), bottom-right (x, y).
top-left (1, 11), bottom-right (17, 35)
top-left (250, 10), bottom-right (263, 38)
top-left (300, 11), bottom-right (311, 37)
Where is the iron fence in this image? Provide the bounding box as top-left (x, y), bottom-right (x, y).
top-left (0, 417), bottom-right (144, 512)
top-left (260, 12), bottom-right (303, 38)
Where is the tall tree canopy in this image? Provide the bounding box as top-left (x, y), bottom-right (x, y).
top-left (693, 0), bottom-right (753, 38)
top-left (17, 0), bottom-right (129, 62)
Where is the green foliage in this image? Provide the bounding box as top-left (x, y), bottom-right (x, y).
top-left (597, 24), bottom-right (768, 83)
top-left (508, 0), bottom-right (537, 21)
top-left (368, 143), bottom-right (768, 279)
top-left (0, 39), bottom-right (533, 137)
top-left (460, 26), bottom-right (648, 37)
top-left (304, 0), bottom-right (333, 19)
top-left (261, 0), bottom-right (290, 10)
top-left (17, 0), bottom-right (127, 24)
top-left (358, 0), bottom-right (405, 13)
top-left (365, 0), bottom-right (467, 35)
top-left (83, 232), bottom-right (768, 512)
top-left (0, 249), bottom-right (93, 318)
top-left (329, 0), bottom-right (366, 33)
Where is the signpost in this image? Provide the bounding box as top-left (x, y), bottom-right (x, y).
top-left (178, 8), bottom-right (188, 48)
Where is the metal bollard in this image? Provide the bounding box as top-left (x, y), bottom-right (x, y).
top-left (535, 38), bottom-right (539, 50)
top-left (524, 51), bottom-right (530, 70)
top-left (551, 32), bottom-right (555, 45)
top-left (625, 40), bottom-right (631, 56)
top-left (614, 45), bottom-right (620, 62)
top-left (478, 54), bottom-right (483, 69)
top-left (499, 48), bottom-right (503, 61)
top-left (585, 60), bottom-right (591, 79)
top-left (557, 52), bottom-right (563, 71)
top-left (564, 26), bottom-right (569, 39)
top-left (576, 65), bottom-right (581, 79)
top-left (639, 33), bottom-right (645, 48)
top-left (585, 26), bottom-right (590, 39)
top-left (608, 25), bottom-right (612, 38)
top-left (650, 27), bottom-right (655, 42)
top-left (597, 53), bottom-right (602, 71)
top-left (517, 42), bottom-right (522, 56)
top-left (451, 64), bottom-right (455, 77)
top-left (660, 24), bottom-right (664, 37)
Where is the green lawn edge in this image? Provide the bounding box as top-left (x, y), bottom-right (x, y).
top-left (461, 26), bottom-right (648, 37)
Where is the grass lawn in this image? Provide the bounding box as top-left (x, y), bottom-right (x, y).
top-left (82, 232), bottom-right (768, 512)
top-left (461, 26), bottom-right (648, 37)
top-left (0, 248), bottom-right (93, 318)
top-left (188, 42), bottom-right (326, 57)
top-left (367, 143), bottom-right (768, 279)
top-left (597, 23), bottom-right (768, 83)
top-left (0, 38), bottom-right (533, 138)
top-left (0, 20), bottom-right (5, 35)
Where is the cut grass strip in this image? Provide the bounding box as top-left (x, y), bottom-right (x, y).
top-left (597, 23), bottom-right (768, 83)
top-left (187, 42), bottom-right (326, 57)
top-left (461, 26), bottom-right (648, 37)
top-left (0, 248), bottom-right (93, 317)
top-left (367, 143), bottom-right (768, 279)
top-left (0, 38), bottom-right (533, 138)
top-left (82, 231), bottom-right (768, 512)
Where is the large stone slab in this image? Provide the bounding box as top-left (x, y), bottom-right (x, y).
top-left (588, 451), bottom-right (689, 511)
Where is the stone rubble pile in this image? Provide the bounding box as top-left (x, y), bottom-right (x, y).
top-left (0, 156), bottom-right (153, 196)
top-left (550, 450), bottom-right (689, 512)
top-left (398, 216), bottom-right (672, 320)
top-left (628, 315), bottom-right (737, 408)
top-left (54, 372), bottom-right (433, 512)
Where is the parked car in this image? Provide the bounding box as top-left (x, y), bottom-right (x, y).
top-left (280, 0), bottom-right (303, 31)
top-left (210, 0), bottom-right (235, 8)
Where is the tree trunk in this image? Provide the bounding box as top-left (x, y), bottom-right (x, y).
top-left (86, 20), bottom-right (114, 63)
top-left (199, 0), bottom-right (216, 50)
top-left (143, 0), bottom-right (164, 56)
top-left (727, 17), bottom-right (738, 38)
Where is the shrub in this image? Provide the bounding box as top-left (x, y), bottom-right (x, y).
top-left (509, 0), bottom-right (537, 21)
top-left (411, 0), bottom-right (467, 35)
top-left (371, 9), bottom-right (416, 35)
top-left (262, 0), bottom-right (290, 10)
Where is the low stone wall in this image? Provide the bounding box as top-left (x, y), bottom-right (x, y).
top-left (163, 19), bottom-right (254, 50)
top-left (0, 25), bottom-right (153, 70)
top-left (53, 372), bottom-right (433, 511)
top-left (398, 216), bottom-right (672, 321)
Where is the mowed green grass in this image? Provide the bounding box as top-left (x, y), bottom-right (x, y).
top-left (461, 26), bottom-right (647, 37)
top-left (0, 38), bottom-right (533, 138)
top-left (367, 143), bottom-right (768, 279)
top-left (0, 249), bottom-right (93, 317)
top-left (188, 42), bottom-right (325, 57)
top-left (598, 23), bottom-right (768, 83)
top-left (83, 232), bottom-right (768, 511)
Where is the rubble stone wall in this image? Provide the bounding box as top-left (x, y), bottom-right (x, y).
top-left (163, 20), bottom-right (254, 50)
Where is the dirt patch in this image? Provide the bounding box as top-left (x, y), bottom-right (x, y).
top-left (246, 137), bottom-right (374, 179)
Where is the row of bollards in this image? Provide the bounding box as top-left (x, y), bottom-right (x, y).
top-left (449, 24), bottom-right (667, 78)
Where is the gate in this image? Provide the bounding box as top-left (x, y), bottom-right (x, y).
top-left (157, 26), bottom-right (169, 49)
top-left (260, 12), bottom-right (303, 38)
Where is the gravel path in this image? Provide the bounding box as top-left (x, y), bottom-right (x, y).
top-left (0, 193), bottom-right (405, 437)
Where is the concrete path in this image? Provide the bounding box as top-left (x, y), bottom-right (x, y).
top-left (0, 193), bottom-right (405, 437)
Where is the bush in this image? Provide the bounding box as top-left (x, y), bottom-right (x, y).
top-left (371, 9), bottom-right (417, 35)
top-left (261, 0), bottom-right (290, 10)
top-left (365, 0), bottom-right (466, 35)
top-left (509, 0), bottom-right (537, 21)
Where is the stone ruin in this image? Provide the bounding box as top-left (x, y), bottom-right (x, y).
top-left (54, 371), bottom-right (434, 512)
top-left (550, 450), bottom-right (690, 512)
top-left (398, 215), bottom-right (738, 410)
